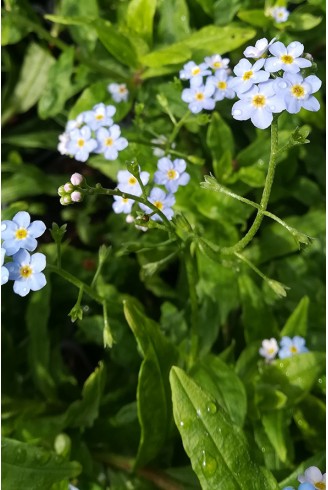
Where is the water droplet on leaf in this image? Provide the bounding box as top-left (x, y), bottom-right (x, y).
top-left (206, 402), bottom-right (217, 414)
top-left (200, 450), bottom-right (217, 478)
top-left (179, 421), bottom-right (184, 427)
top-left (196, 408), bottom-right (202, 418)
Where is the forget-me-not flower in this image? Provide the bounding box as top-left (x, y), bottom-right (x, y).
top-left (117, 170), bottom-right (150, 196)
top-left (140, 188), bottom-right (175, 222)
top-left (154, 157), bottom-right (190, 193)
top-left (243, 38), bottom-right (276, 59)
top-left (298, 466), bottom-right (326, 488)
top-left (108, 83), bottom-right (129, 103)
top-left (112, 195), bottom-right (134, 214)
top-left (6, 249), bottom-right (46, 297)
top-left (181, 79), bottom-right (215, 113)
top-left (265, 41), bottom-right (312, 73)
top-left (66, 126), bottom-right (98, 162)
top-left (1, 248), bottom-right (9, 286)
top-left (230, 58), bottom-right (270, 95)
top-left (270, 6), bottom-right (290, 23)
top-left (1, 211), bottom-right (46, 256)
top-left (274, 73), bottom-right (321, 114)
top-left (232, 81), bottom-right (285, 129)
top-left (278, 336), bottom-right (309, 359)
top-left (204, 54), bottom-right (230, 71)
top-left (96, 125), bottom-right (128, 160)
top-left (179, 61), bottom-right (211, 84)
top-left (259, 338), bottom-right (279, 360)
top-left (83, 103), bottom-right (116, 131)
top-left (207, 69), bottom-right (235, 101)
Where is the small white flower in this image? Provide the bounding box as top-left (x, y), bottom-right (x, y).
top-left (265, 41), bottom-right (312, 73)
top-left (270, 6), bottom-right (290, 23)
top-left (70, 173), bottom-right (84, 186)
top-left (83, 103), bottom-right (116, 130)
top-left (298, 466), bottom-right (326, 488)
top-left (243, 38), bottom-right (276, 59)
top-left (207, 69), bottom-right (235, 101)
top-left (95, 125), bottom-right (128, 160)
top-left (116, 170), bottom-right (150, 197)
top-left (112, 195), bottom-right (134, 214)
top-left (108, 83), bottom-right (129, 103)
top-left (179, 61), bottom-right (211, 84)
top-left (230, 58), bottom-right (270, 95)
top-left (274, 72), bottom-right (321, 114)
top-left (259, 338), bottom-right (279, 360)
top-left (204, 54), bottom-right (230, 71)
top-left (181, 79), bottom-right (215, 113)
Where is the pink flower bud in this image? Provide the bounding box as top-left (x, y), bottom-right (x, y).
top-left (64, 183), bottom-right (73, 192)
top-left (70, 173), bottom-right (84, 186)
top-left (71, 191), bottom-right (82, 202)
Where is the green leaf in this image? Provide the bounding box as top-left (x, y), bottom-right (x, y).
top-left (191, 355), bottom-right (247, 426)
top-left (26, 283), bottom-right (56, 399)
top-left (93, 19), bottom-right (140, 68)
top-left (1, 7), bottom-right (33, 45)
top-left (126, 0), bottom-right (157, 45)
top-left (170, 367), bottom-right (279, 489)
top-left (157, 0), bottom-right (190, 43)
top-left (237, 9), bottom-right (271, 27)
top-left (193, 0), bottom-right (214, 16)
top-left (274, 352), bottom-right (325, 392)
top-left (1, 438), bottom-right (81, 490)
top-left (288, 11), bottom-right (322, 30)
top-left (140, 44), bottom-right (192, 67)
top-left (59, 0), bottom-right (99, 50)
top-left (64, 362), bottom-right (106, 428)
top-left (2, 43), bottom-right (55, 124)
top-left (262, 411), bottom-right (292, 463)
top-left (68, 81), bottom-right (109, 119)
top-left (2, 131), bottom-right (59, 150)
top-left (207, 112), bottom-right (234, 159)
top-left (123, 298), bottom-right (178, 468)
top-left (280, 296), bottom-right (309, 338)
top-left (38, 47), bottom-right (75, 119)
top-left (213, 0), bottom-right (241, 26)
top-left (279, 452), bottom-right (326, 489)
top-left (293, 394), bottom-right (326, 451)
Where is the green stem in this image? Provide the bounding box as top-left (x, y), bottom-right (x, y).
top-left (222, 118), bottom-right (279, 255)
top-left (168, 110), bottom-right (190, 146)
top-left (185, 246), bottom-right (199, 369)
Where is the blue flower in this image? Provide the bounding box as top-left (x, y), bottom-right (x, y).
top-left (274, 73), bottom-right (321, 114)
top-left (1, 247), bottom-right (9, 286)
top-left (299, 484), bottom-right (316, 490)
top-left (243, 38), bottom-right (276, 59)
top-left (204, 54), bottom-right (230, 71)
top-left (6, 249), bottom-right (46, 297)
top-left (265, 41), bottom-right (312, 73)
top-left (298, 465), bottom-right (326, 488)
top-left (181, 79), bottom-right (215, 113)
top-left (154, 157), bottom-right (190, 193)
top-left (66, 126), bottom-right (98, 162)
top-left (112, 195), bottom-right (134, 214)
top-left (96, 125), bottom-right (128, 160)
top-left (270, 6), bottom-right (290, 23)
top-left (83, 103), bottom-right (116, 130)
top-left (230, 58), bottom-right (269, 95)
top-left (179, 61), bottom-right (211, 84)
top-left (108, 83), bottom-right (129, 103)
top-left (278, 336), bottom-right (309, 359)
top-left (207, 69), bottom-right (235, 101)
top-left (117, 170), bottom-right (150, 197)
top-left (232, 81), bottom-right (285, 129)
top-left (139, 188), bottom-right (175, 222)
top-left (1, 211), bottom-right (46, 256)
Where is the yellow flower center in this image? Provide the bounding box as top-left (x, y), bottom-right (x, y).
top-left (191, 67), bottom-right (201, 76)
top-left (154, 201), bottom-right (163, 210)
top-left (267, 347), bottom-right (275, 355)
top-left (252, 94), bottom-right (266, 108)
top-left (195, 92), bottom-right (204, 101)
top-left (20, 265), bottom-right (32, 278)
top-left (119, 86), bottom-right (127, 93)
top-left (105, 137), bottom-right (113, 146)
top-left (315, 482), bottom-right (325, 490)
top-left (167, 169), bottom-right (177, 180)
top-left (122, 198), bottom-right (129, 204)
top-left (95, 114), bottom-right (104, 120)
top-left (243, 70), bottom-right (253, 81)
top-left (290, 346), bottom-right (298, 353)
top-left (213, 61), bottom-right (222, 68)
top-left (128, 177), bottom-right (137, 185)
top-left (15, 228), bottom-right (28, 240)
top-left (281, 54), bottom-right (294, 64)
top-left (217, 81), bottom-right (227, 90)
top-left (77, 138), bottom-right (85, 148)
top-left (291, 84), bottom-right (305, 98)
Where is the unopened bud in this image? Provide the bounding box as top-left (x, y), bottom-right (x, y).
top-left (60, 195), bottom-right (71, 206)
top-left (71, 191), bottom-right (82, 202)
top-left (304, 53), bottom-right (313, 62)
top-left (126, 214), bottom-right (134, 223)
top-left (58, 185), bottom-right (66, 196)
top-left (70, 173), bottom-right (84, 186)
top-left (64, 183), bottom-right (73, 192)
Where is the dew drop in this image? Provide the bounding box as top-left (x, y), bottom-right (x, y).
top-left (318, 378), bottom-right (323, 384)
top-left (206, 401), bottom-right (217, 414)
top-left (36, 452), bottom-right (51, 465)
top-left (1, 223), bottom-right (6, 231)
top-left (200, 450), bottom-right (217, 478)
top-left (261, 447), bottom-right (266, 453)
top-left (279, 362), bottom-right (284, 368)
top-left (179, 421), bottom-right (185, 427)
top-left (233, 109), bottom-right (242, 116)
top-left (196, 408), bottom-right (202, 418)
top-left (279, 82), bottom-right (287, 89)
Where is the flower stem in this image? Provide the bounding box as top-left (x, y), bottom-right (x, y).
top-left (221, 118), bottom-right (279, 255)
top-left (168, 110), bottom-right (190, 146)
top-left (185, 245), bottom-right (199, 369)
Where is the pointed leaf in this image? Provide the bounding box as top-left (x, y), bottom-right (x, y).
top-left (280, 296), bottom-right (309, 338)
top-left (126, 0), bottom-right (157, 45)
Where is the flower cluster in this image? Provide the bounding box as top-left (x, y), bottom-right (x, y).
top-left (231, 39), bottom-right (321, 129)
top-left (180, 55), bottom-right (235, 114)
top-left (283, 466), bottom-right (326, 490)
top-left (113, 157), bottom-right (190, 223)
top-left (108, 82), bottom-right (129, 103)
top-left (1, 212), bottom-right (47, 297)
top-left (58, 103), bottom-right (128, 162)
top-left (259, 336), bottom-right (309, 361)
top-left (58, 173), bottom-right (85, 206)
top-left (269, 6), bottom-right (290, 24)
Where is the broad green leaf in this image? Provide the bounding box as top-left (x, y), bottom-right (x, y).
top-left (170, 367), bottom-right (279, 489)
top-left (274, 352), bottom-right (325, 392)
top-left (68, 81), bottom-right (109, 119)
top-left (191, 355), bottom-right (247, 426)
top-left (193, 0), bottom-right (214, 16)
top-left (214, 0), bottom-right (241, 25)
top-left (237, 9), bottom-right (271, 27)
top-left (1, 7), bottom-right (33, 45)
top-left (2, 131), bottom-right (59, 149)
top-left (262, 411), bottom-right (292, 463)
top-left (126, 0), bottom-right (157, 45)
top-left (64, 362), bottom-right (106, 428)
top-left (255, 384), bottom-right (288, 411)
top-left (212, 150), bottom-right (233, 182)
top-left (38, 47), bottom-right (75, 119)
top-left (227, 164), bottom-right (266, 188)
top-left (44, 14), bottom-right (93, 26)
top-left (1, 438), bottom-right (81, 490)
top-left (26, 283), bottom-right (56, 399)
top-left (2, 43), bottom-right (55, 125)
top-left (280, 296), bottom-right (309, 338)
top-left (206, 112), bottom-right (234, 160)
top-left (93, 19), bottom-right (140, 68)
top-left (140, 44), bottom-right (192, 68)
top-left (123, 298), bottom-right (178, 468)
top-left (288, 11), bottom-right (322, 30)
top-left (59, 0), bottom-right (98, 50)
top-left (157, 0), bottom-right (190, 43)
top-left (293, 394), bottom-right (326, 452)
